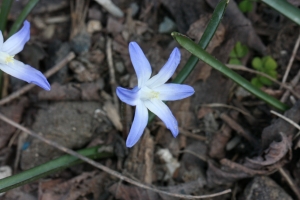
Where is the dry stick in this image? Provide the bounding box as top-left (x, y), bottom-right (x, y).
top-left (220, 113), bottom-right (258, 146)
top-left (271, 110), bottom-right (300, 199)
top-left (281, 69), bottom-right (300, 103)
top-left (179, 127), bottom-right (206, 141)
top-left (106, 37), bottom-right (119, 111)
top-left (201, 103), bottom-right (252, 117)
top-left (270, 110), bottom-right (300, 132)
top-left (0, 113), bottom-right (231, 199)
top-left (227, 64), bottom-right (300, 99)
top-left (279, 167), bottom-right (300, 199)
top-left (0, 52), bottom-right (76, 106)
top-left (282, 31), bottom-right (300, 86)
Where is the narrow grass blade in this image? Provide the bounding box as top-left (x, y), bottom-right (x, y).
top-left (261, 0), bottom-right (300, 26)
top-left (8, 0), bottom-right (39, 37)
top-left (172, 32), bottom-right (289, 111)
top-left (149, 0), bottom-right (229, 123)
top-left (0, 145), bottom-right (113, 193)
top-left (0, 0), bottom-right (13, 31)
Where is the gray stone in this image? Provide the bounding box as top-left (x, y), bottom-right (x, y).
top-left (242, 176), bottom-right (292, 200)
top-left (21, 102), bottom-right (112, 170)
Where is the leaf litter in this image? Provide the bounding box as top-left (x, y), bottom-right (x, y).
top-left (1, 0), bottom-right (300, 199)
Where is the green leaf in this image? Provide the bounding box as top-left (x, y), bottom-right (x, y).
top-left (264, 56), bottom-right (278, 70)
top-left (0, 145), bottom-right (113, 193)
top-left (266, 70), bottom-right (277, 78)
top-left (150, 0), bottom-right (230, 123)
top-left (235, 42), bottom-right (248, 58)
top-left (252, 57), bottom-right (263, 70)
top-left (239, 0), bottom-right (253, 13)
top-left (172, 32), bottom-right (289, 111)
top-left (229, 49), bottom-right (238, 58)
top-left (261, 0), bottom-right (300, 26)
top-left (8, 0), bottom-right (40, 37)
top-left (251, 77), bottom-right (264, 88)
top-left (0, 0), bottom-right (14, 31)
top-left (259, 76), bottom-right (273, 86)
top-left (229, 58), bottom-right (242, 65)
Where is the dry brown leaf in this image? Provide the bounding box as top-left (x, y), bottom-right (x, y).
top-left (103, 101), bottom-right (123, 131)
top-left (245, 132), bottom-right (292, 169)
top-left (0, 98), bottom-right (28, 149)
top-left (124, 129), bottom-right (154, 184)
top-left (39, 172), bottom-right (108, 200)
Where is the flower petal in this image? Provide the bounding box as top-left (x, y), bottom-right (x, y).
top-left (0, 60), bottom-right (50, 90)
top-left (126, 100), bottom-right (148, 147)
top-left (155, 83), bottom-right (194, 101)
top-left (2, 20), bottom-right (30, 55)
top-left (129, 42), bottom-right (152, 87)
top-left (144, 99), bottom-right (178, 137)
top-left (146, 47), bottom-right (180, 88)
top-left (116, 86), bottom-right (140, 106)
top-left (0, 31), bottom-right (3, 49)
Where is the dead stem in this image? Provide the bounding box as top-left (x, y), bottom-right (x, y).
top-left (0, 112), bottom-right (231, 199)
top-left (281, 30), bottom-right (300, 86)
top-left (281, 69), bottom-right (300, 103)
top-left (201, 103), bottom-right (252, 117)
top-left (270, 110), bottom-right (300, 139)
top-left (227, 64), bottom-right (300, 99)
top-left (106, 37), bottom-right (119, 111)
top-left (279, 167), bottom-right (300, 199)
top-left (220, 113), bottom-right (258, 146)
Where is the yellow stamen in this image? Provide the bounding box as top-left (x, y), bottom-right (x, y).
top-left (5, 55), bottom-right (14, 64)
top-left (150, 91), bottom-right (160, 99)
top-left (0, 52), bottom-right (14, 64)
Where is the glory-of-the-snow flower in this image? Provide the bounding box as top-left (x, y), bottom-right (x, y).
top-left (0, 20), bottom-right (50, 90)
top-left (116, 42), bottom-right (194, 147)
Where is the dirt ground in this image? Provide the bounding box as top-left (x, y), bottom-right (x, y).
top-left (1, 0), bottom-right (300, 199)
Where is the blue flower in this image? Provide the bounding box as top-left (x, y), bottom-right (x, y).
top-left (0, 20), bottom-right (50, 90)
top-left (116, 42), bottom-right (194, 147)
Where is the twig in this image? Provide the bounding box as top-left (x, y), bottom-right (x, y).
top-left (220, 113), bottom-right (258, 146)
top-left (106, 37), bottom-right (119, 111)
top-left (282, 31), bottom-right (300, 86)
top-left (0, 52), bottom-right (75, 106)
top-left (0, 112), bottom-right (231, 199)
top-left (201, 103), bottom-right (252, 117)
top-left (279, 167), bottom-right (300, 199)
top-left (179, 127), bottom-right (206, 141)
top-left (270, 110), bottom-right (300, 132)
top-left (178, 150), bottom-right (207, 162)
top-left (280, 69), bottom-right (300, 103)
top-left (227, 64), bottom-right (300, 99)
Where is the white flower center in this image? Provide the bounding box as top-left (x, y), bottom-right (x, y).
top-left (0, 52), bottom-right (14, 64)
top-left (140, 86), bottom-right (160, 100)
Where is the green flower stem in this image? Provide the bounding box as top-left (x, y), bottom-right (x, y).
top-left (0, 145), bottom-right (114, 193)
top-left (261, 0), bottom-right (300, 26)
top-left (0, 0), bottom-right (13, 31)
top-left (148, 0), bottom-right (229, 123)
top-left (172, 32), bottom-right (289, 111)
top-left (8, 0), bottom-right (39, 37)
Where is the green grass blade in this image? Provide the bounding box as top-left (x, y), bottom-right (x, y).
top-left (261, 0), bottom-right (300, 26)
top-left (0, 145), bottom-right (114, 193)
top-left (8, 0), bottom-right (39, 37)
top-left (148, 0), bottom-right (229, 123)
top-left (0, 0), bottom-right (13, 31)
top-left (172, 32), bottom-right (289, 111)
top-left (173, 0), bottom-right (229, 84)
